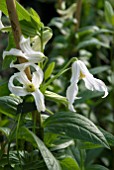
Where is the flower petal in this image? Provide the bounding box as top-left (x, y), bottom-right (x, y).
top-left (83, 76), bottom-right (108, 98)
top-left (0, 11), bottom-right (4, 29)
top-left (70, 61), bottom-right (80, 83)
top-left (16, 71), bottom-right (31, 85)
top-left (20, 35), bottom-right (45, 62)
top-left (77, 60), bottom-right (91, 76)
top-left (66, 82), bottom-right (78, 112)
top-left (8, 73), bottom-right (29, 96)
top-left (20, 35), bottom-right (33, 53)
top-left (3, 48), bottom-right (26, 60)
top-left (92, 78), bottom-right (108, 98)
top-left (32, 89), bottom-right (46, 112)
top-left (32, 70), bottom-right (43, 88)
top-left (68, 104), bottom-right (76, 112)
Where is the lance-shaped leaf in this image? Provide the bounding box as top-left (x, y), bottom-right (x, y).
top-left (20, 127), bottom-right (62, 170)
top-left (0, 95), bottom-right (22, 118)
top-left (43, 112), bottom-right (109, 149)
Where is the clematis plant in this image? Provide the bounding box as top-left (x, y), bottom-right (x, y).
top-left (66, 60), bottom-right (108, 112)
top-left (3, 35), bottom-right (46, 70)
top-left (8, 63), bottom-right (46, 112)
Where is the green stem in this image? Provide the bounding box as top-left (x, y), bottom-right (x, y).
top-left (57, 0), bottom-right (63, 9)
top-left (6, 0), bottom-right (31, 80)
top-left (110, 27), bottom-right (114, 170)
top-left (16, 114), bottom-right (22, 168)
top-left (32, 111), bottom-right (44, 140)
top-left (79, 149), bottom-right (85, 170)
top-left (75, 0), bottom-right (82, 31)
top-left (42, 57), bottom-right (77, 91)
top-left (46, 108), bottom-right (54, 115)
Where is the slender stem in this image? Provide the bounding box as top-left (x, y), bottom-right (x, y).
top-left (58, 0), bottom-right (63, 9)
top-left (110, 29), bottom-right (114, 170)
top-left (79, 149), bottom-right (85, 170)
top-left (6, 0), bottom-right (31, 80)
top-left (75, 0), bottom-right (82, 31)
top-left (16, 114), bottom-right (22, 168)
top-left (32, 111), bottom-right (44, 140)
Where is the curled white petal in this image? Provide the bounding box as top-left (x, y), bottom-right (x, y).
top-left (32, 71), bottom-right (43, 88)
top-left (20, 35), bottom-right (45, 62)
top-left (66, 82), bottom-right (78, 112)
top-left (16, 71), bottom-right (31, 85)
top-left (83, 75), bottom-right (108, 98)
top-left (70, 61), bottom-right (80, 83)
top-left (3, 48), bottom-right (26, 60)
top-left (77, 60), bottom-right (90, 76)
top-left (8, 73), bottom-right (29, 96)
top-left (68, 104), bottom-right (76, 112)
top-left (32, 89), bottom-right (46, 112)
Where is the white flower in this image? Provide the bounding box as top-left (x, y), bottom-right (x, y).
top-left (8, 64), bottom-right (45, 112)
top-left (66, 60), bottom-right (108, 112)
top-left (3, 35), bottom-right (45, 70)
top-left (32, 28), bottom-right (53, 51)
top-left (0, 11), bottom-right (4, 29)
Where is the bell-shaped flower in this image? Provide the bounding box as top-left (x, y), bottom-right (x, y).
top-left (0, 11), bottom-right (4, 29)
top-left (66, 60), bottom-right (108, 112)
top-left (32, 27), bottom-right (53, 51)
top-left (3, 35), bottom-right (46, 67)
top-left (57, 3), bottom-right (77, 20)
top-left (8, 64), bottom-right (45, 112)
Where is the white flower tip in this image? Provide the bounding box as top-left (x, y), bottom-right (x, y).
top-left (68, 104), bottom-right (76, 112)
top-left (102, 89), bottom-right (108, 98)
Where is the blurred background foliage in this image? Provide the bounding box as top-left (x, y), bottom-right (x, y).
top-left (0, 0), bottom-right (114, 169)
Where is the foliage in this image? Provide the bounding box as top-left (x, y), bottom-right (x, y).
top-left (0, 0), bottom-right (114, 170)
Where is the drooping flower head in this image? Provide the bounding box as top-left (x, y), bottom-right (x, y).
top-left (66, 60), bottom-right (108, 112)
top-left (8, 63), bottom-right (45, 112)
top-left (3, 35), bottom-right (46, 69)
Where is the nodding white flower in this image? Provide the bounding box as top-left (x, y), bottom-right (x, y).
top-left (8, 64), bottom-right (45, 112)
top-left (0, 11), bottom-right (4, 29)
top-left (66, 60), bottom-right (108, 112)
top-left (32, 28), bottom-right (53, 51)
top-left (3, 35), bottom-right (46, 69)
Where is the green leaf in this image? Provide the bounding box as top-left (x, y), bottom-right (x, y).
top-left (86, 164), bottom-right (109, 170)
top-left (20, 20), bottom-right (39, 37)
top-left (44, 62), bottom-right (55, 81)
top-left (60, 157), bottom-right (80, 170)
top-left (19, 127), bottom-right (62, 170)
top-left (43, 112), bottom-right (109, 148)
top-left (0, 95), bottom-right (22, 118)
top-left (105, 1), bottom-right (114, 25)
top-left (28, 8), bottom-right (41, 26)
top-left (78, 141), bottom-right (102, 150)
top-left (90, 66), bottom-right (110, 75)
top-left (45, 90), bottom-right (68, 105)
top-left (0, 127), bottom-right (10, 138)
top-left (0, 0), bottom-right (31, 21)
top-left (76, 90), bottom-right (105, 104)
top-left (0, 1), bottom-right (42, 35)
top-left (98, 127), bottom-right (114, 146)
top-left (78, 26), bottom-right (99, 37)
top-left (0, 82), bottom-right (10, 97)
top-left (2, 33), bottom-right (17, 69)
top-left (76, 38), bottom-right (109, 50)
top-left (2, 55), bottom-right (17, 70)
